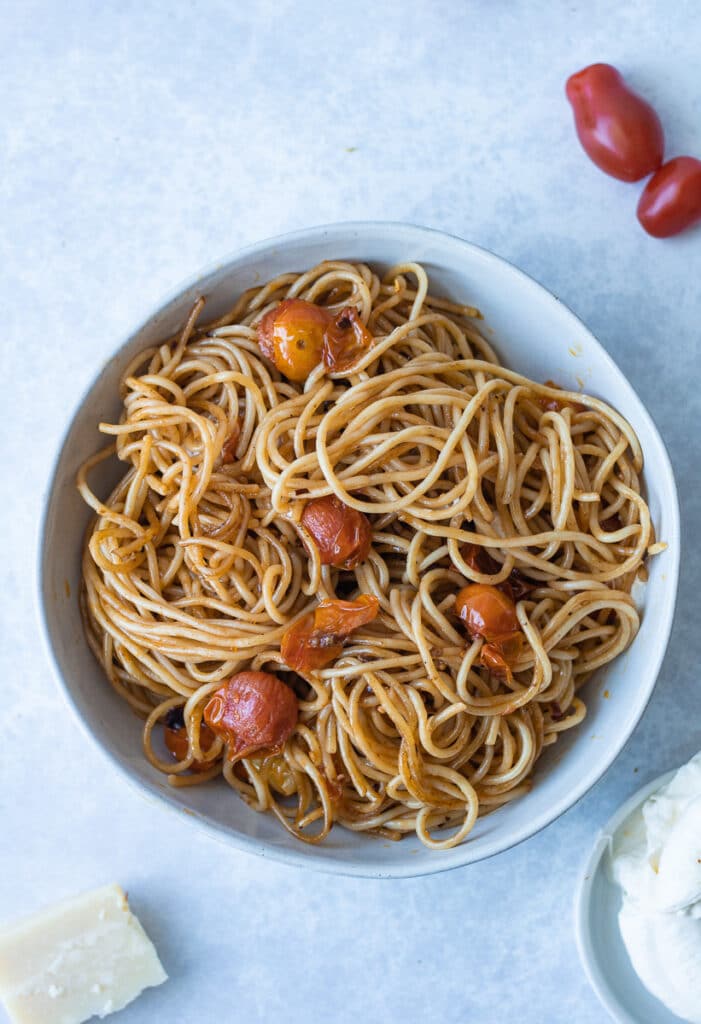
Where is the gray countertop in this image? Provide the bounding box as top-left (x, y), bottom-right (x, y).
top-left (2, 2), bottom-right (699, 1021)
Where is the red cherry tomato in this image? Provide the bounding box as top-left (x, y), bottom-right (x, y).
top-left (281, 595), bottom-right (379, 672)
top-left (301, 495), bottom-right (372, 569)
top-left (203, 671), bottom-right (298, 762)
top-left (455, 584), bottom-right (523, 681)
top-left (637, 156), bottom-right (701, 238)
top-left (565, 64), bottom-right (663, 182)
top-left (455, 584), bottom-right (519, 643)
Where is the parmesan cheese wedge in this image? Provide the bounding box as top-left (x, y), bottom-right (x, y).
top-left (0, 883), bottom-right (167, 1024)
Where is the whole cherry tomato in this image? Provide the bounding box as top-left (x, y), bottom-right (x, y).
top-left (455, 583), bottom-right (519, 642)
top-left (301, 495), bottom-right (372, 569)
top-left (637, 156), bottom-right (701, 237)
top-left (258, 299), bottom-right (330, 381)
top-left (565, 64), bottom-right (663, 181)
top-left (204, 671), bottom-right (298, 762)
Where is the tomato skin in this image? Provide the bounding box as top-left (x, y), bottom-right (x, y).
top-left (637, 157), bottom-right (701, 237)
top-left (322, 307), bottom-right (373, 373)
top-left (301, 495), bottom-right (372, 569)
top-left (281, 595), bottom-right (379, 672)
top-left (565, 63), bottom-right (663, 182)
top-left (203, 671), bottom-right (298, 762)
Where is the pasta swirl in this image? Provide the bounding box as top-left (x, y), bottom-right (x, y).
top-left (78, 261), bottom-right (656, 849)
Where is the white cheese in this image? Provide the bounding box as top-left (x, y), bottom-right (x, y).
top-left (609, 751), bottom-right (701, 1023)
top-left (0, 883), bottom-right (167, 1024)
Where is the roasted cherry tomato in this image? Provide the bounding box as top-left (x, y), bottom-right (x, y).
top-left (565, 63), bottom-right (663, 181)
top-left (637, 156), bottom-right (701, 238)
top-left (301, 495), bottom-right (372, 569)
top-left (455, 584), bottom-right (519, 642)
top-left (281, 595), bottom-right (379, 672)
top-left (455, 584), bottom-right (523, 680)
top-left (257, 299), bottom-right (372, 382)
top-left (258, 299), bottom-right (329, 381)
top-left (163, 706), bottom-right (217, 772)
top-left (203, 671), bottom-right (298, 762)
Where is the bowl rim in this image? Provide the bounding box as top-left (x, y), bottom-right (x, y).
top-left (573, 768), bottom-right (678, 1023)
top-left (35, 220), bottom-right (681, 877)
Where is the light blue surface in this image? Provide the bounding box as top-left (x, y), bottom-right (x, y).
top-left (1, 2), bottom-right (699, 1022)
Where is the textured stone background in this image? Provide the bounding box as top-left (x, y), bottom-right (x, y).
top-left (2, 2), bottom-right (699, 1021)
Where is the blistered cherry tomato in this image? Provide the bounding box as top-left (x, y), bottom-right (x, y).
top-left (565, 64), bottom-right (663, 181)
top-left (257, 299), bottom-right (372, 382)
top-left (301, 495), bottom-right (372, 569)
top-left (455, 584), bottom-right (523, 680)
top-left (637, 156), bottom-right (701, 238)
top-left (455, 584), bottom-right (519, 642)
top-left (163, 706), bottom-right (217, 772)
top-left (258, 299), bottom-right (329, 381)
top-left (281, 595), bottom-right (379, 672)
top-left (203, 671), bottom-right (298, 762)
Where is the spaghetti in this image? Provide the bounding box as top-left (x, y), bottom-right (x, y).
top-left (78, 261), bottom-right (656, 849)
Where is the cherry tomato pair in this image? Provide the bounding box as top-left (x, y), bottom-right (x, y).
top-left (258, 298), bottom-right (373, 382)
top-left (566, 63), bottom-right (701, 238)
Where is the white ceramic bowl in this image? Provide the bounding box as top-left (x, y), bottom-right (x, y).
top-left (38, 222), bottom-right (680, 877)
top-left (575, 770), bottom-right (687, 1023)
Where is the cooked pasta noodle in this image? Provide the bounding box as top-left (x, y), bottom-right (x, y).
top-left (78, 261), bottom-right (655, 849)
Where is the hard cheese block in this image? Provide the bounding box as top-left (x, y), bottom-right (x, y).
top-left (0, 883), bottom-right (167, 1024)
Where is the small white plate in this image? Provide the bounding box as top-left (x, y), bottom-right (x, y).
top-left (575, 770), bottom-right (693, 1024)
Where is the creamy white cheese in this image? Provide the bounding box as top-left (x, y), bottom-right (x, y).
top-left (609, 752), bottom-right (701, 1023)
top-left (0, 884), bottom-right (167, 1024)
